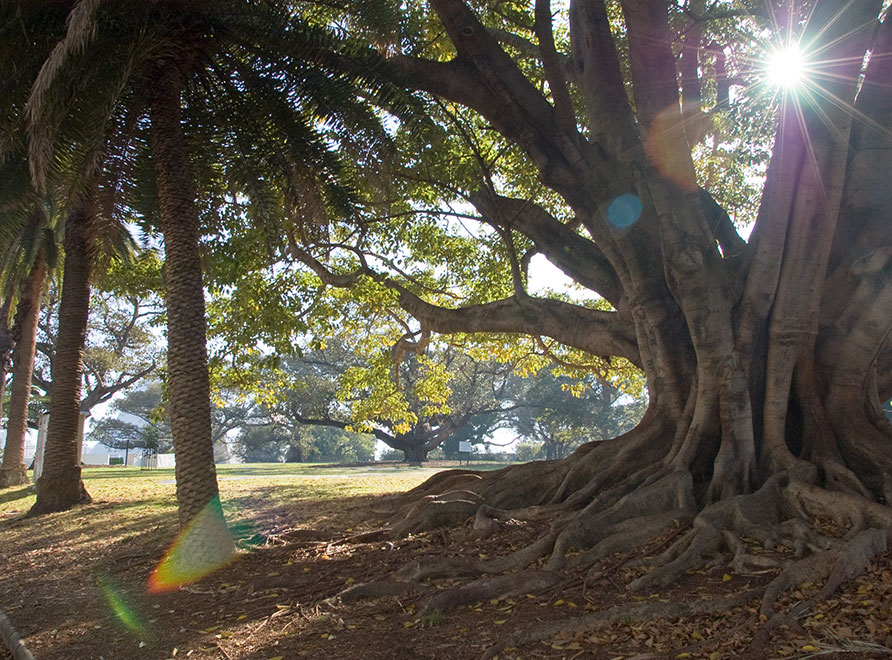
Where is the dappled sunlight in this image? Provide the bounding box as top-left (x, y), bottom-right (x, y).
top-left (0, 462), bottom-right (451, 659)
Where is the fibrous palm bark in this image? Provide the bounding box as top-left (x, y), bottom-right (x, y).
top-left (31, 199), bottom-right (96, 513)
top-left (148, 66), bottom-right (222, 526)
top-left (0, 252), bottom-right (46, 488)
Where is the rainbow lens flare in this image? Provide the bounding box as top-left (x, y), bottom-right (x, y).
top-left (148, 497), bottom-right (237, 593)
top-left (99, 577), bottom-right (149, 638)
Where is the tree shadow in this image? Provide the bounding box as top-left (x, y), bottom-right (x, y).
top-left (0, 485), bottom-right (34, 505)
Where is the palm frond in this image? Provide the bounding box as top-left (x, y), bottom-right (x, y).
top-left (27, 0), bottom-right (104, 189)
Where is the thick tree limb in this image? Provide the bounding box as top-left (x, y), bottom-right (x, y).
top-left (569, 0), bottom-right (639, 160)
top-left (698, 188), bottom-right (747, 260)
top-left (534, 0), bottom-right (577, 136)
top-left (291, 246), bottom-right (639, 364)
top-left (391, 283), bottom-right (640, 365)
top-left (393, 3), bottom-right (590, 206)
top-left (470, 189), bottom-right (624, 305)
top-left (831, 11), bottom-right (892, 270)
top-left (678, 0), bottom-right (704, 106)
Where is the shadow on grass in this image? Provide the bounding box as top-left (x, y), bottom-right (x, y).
top-left (0, 482), bottom-right (404, 660)
top-left (0, 485), bottom-right (33, 505)
top-left (82, 467), bottom-right (176, 480)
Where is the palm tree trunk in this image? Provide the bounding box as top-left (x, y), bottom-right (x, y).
top-left (144, 69), bottom-right (235, 585)
top-left (30, 200), bottom-right (96, 513)
top-left (0, 289), bottom-right (16, 409)
top-left (148, 67), bottom-right (223, 527)
top-left (0, 253), bottom-right (46, 488)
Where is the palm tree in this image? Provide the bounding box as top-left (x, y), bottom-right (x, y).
top-left (0, 224), bottom-right (50, 488)
top-left (29, 192), bottom-right (100, 512)
top-left (1, 2), bottom-right (129, 505)
top-left (24, 0), bottom-right (418, 523)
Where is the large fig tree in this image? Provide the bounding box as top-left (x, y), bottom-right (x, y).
top-left (291, 0), bottom-right (892, 634)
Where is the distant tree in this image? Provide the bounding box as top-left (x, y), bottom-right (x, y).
top-left (89, 383), bottom-right (173, 463)
top-left (510, 370), bottom-right (646, 461)
top-left (34, 255), bottom-right (163, 417)
top-left (254, 340), bottom-right (517, 463)
top-left (232, 426), bottom-right (289, 464)
top-left (232, 423), bottom-right (374, 464)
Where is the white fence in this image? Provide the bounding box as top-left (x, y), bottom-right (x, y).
top-left (140, 453), bottom-right (176, 468)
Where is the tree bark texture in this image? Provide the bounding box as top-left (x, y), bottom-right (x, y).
top-left (0, 253), bottom-right (46, 488)
top-left (148, 66), bottom-right (223, 528)
top-left (0, 290), bottom-right (16, 415)
top-left (31, 199), bottom-right (96, 513)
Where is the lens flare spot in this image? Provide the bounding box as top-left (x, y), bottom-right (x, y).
top-left (99, 577), bottom-right (148, 638)
top-left (148, 497), bottom-right (237, 593)
top-left (643, 104), bottom-right (700, 191)
top-left (607, 194), bottom-right (643, 229)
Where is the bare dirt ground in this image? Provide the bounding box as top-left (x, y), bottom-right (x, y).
top-left (2, 471), bottom-right (892, 660)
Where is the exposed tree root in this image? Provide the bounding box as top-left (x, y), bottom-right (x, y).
top-left (336, 579), bottom-right (430, 603)
top-left (353, 428), bottom-right (892, 658)
top-left (419, 569), bottom-right (562, 616)
top-left (388, 493), bottom-right (483, 538)
top-left (751, 528), bottom-right (888, 649)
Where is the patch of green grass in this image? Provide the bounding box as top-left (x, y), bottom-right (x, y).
top-left (0, 461), bottom-right (507, 522)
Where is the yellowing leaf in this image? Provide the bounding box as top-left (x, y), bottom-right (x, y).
top-left (801, 645), bottom-right (820, 652)
top-left (722, 574), bottom-right (732, 582)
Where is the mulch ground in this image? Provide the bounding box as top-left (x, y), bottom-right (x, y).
top-left (2, 490), bottom-right (892, 660)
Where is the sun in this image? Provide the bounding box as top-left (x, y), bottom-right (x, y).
top-left (764, 44), bottom-right (806, 88)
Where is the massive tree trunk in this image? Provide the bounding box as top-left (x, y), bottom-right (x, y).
top-left (31, 200), bottom-right (96, 513)
top-left (313, 0), bottom-right (892, 643)
top-left (399, 434), bottom-right (428, 465)
top-left (0, 252), bottom-right (46, 488)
